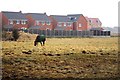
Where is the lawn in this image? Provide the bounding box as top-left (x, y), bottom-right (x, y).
top-left (2, 37), bottom-right (119, 79)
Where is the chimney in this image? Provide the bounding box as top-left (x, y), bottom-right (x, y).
top-left (19, 11), bottom-right (22, 13)
top-left (44, 12), bottom-right (46, 15)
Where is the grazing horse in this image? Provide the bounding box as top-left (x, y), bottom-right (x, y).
top-left (34, 34), bottom-right (46, 46)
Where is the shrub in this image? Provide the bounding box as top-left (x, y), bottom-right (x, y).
top-left (12, 29), bottom-right (19, 41)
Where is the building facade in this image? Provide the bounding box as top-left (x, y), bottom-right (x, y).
top-left (85, 17), bottom-right (102, 30)
top-left (1, 11), bottom-right (103, 31)
top-left (67, 14), bottom-right (88, 31)
top-left (2, 11), bottom-right (28, 30)
top-left (49, 15), bottom-right (73, 31)
top-left (25, 13), bottom-right (53, 30)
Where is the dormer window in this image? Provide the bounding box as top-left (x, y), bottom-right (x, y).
top-left (69, 17), bottom-right (76, 21)
top-left (9, 20), bottom-right (13, 24)
top-left (70, 17), bottom-right (74, 20)
top-left (68, 17), bottom-right (71, 19)
top-left (16, 20), bottom-right (20, 24)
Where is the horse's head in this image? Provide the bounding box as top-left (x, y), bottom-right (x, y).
top-left (34, 41), bottom-right (37, 46)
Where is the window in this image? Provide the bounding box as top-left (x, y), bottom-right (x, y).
top-left (42, 21), bottom-right (45, 25)
top-left (9, 20), bottom-right (13, 24)
top-left (46, 22), bottom-right (51, 25)
top-left (58, 22), bottom-right (62, 26)
top-left (16, 20), bottom-right (20, 24)
top-left (64, 23), bottom-right (66, 26)
top-left (46, 28), bottom-right (51, 30)
top-left (89, 20), bottom-right (92, 23)
top-left (36, 21), bottom-right (39, 25)
top-left (25, 21), bottom-right (27, 24)
top-left (67, 22), bottom-right (72, 26)
top-left (79, 23), bottom-right (82, 27)
top-left (21, 20), bottom-right (27, 24)
top-left (21, 21), bottom-right (24, 24)
top-left (74, 17), bottom-right (76, 19)
top-left (70, 17), bottom-right (76, 20)
top-left (96, 20), bottom-right (99, 23)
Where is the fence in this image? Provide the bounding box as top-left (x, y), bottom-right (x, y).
top-left (28, 29), bottom-right (111, 37)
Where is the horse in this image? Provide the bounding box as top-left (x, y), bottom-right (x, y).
top-left (34, 34), bottom-right (46, 46)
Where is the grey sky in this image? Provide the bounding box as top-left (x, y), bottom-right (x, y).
top-left (0, 0), bottom-right (119, 27)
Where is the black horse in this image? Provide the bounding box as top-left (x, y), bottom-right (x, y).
top-left (34, 34), bottom-right (46, 46)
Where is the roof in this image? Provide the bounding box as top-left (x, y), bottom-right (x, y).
top-left (51, 14), bottom-right (82, 22)
top-left (51, 15), bottom-right (69, 22)
top-left (85, 17), bottom-right (102, 24)
top-left (26, 13), bottom-right (51, 22)
top-left (67, 14), bottom-right (82, 22)
top-left (29, 26), bottom-right (42, 29)
top-left (54, 26), bottom-right (66, 30)
top-left (2, 11), bottom-right (27, 20)
top-left (3, 25), bottom-right (13, 29)
top-left (90, 27), bottom-right (104, 31)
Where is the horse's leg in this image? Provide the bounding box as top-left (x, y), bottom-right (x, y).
top-left (40, 42), bottom-right (42, 46)
top-left (43, 41), bottom-right (45, 46)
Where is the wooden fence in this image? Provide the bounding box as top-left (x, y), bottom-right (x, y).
top-left (3, 28), bottom-right (111, 37)
top-left (28, 29), bottom-right (111, 37)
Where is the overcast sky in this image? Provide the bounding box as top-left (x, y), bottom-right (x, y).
top-left (0, 0), bottom-right (119, 27)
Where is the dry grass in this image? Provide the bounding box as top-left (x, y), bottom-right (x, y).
top-left (2, 36), bottom-right (119, 79)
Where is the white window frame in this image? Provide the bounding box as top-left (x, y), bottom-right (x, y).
top-left (74, 17), bottom-right (77, 19)
top-left (23, 21), bottom-right (27, 24)
top-left (58, 22), bottom-right (62, 26)
top-left (21, 20), bottom-right (24, 24)
top-left (16, 20), bottom-right (20, 24)
top-left (64, 22), bottom-right (66, 26)
top-left (24, 21), bottom-right (27, 24)
top-left (46, 22), bottom-right (51, 25)
top-left (42, 21), bottom-right (45, 25)
top-left (9, 20), bottom-right (13, 24)
top-left (67, 22), bottom-right (72, 26)
top-left (79, 23), bottom-right (82, 27)
top-left (36, 21), bottom-right (39, 25)
top-left (22, 20), bottom-right (27, 24)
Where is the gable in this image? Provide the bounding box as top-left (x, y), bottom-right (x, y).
top-left (87, 18), bottom-right (102, 24)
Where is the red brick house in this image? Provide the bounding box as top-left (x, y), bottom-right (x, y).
top-left (67, 14), bottom-right (88, 31)
top-left (49, 15), bottom-right (73, 31)
top-left (0, 12), bottom-right (2, 28)
top-left (25, 13), bottom-right (52, 30)
top-left (85, 17), bottom-right (102, 30)
top-left (2, 11), bottom-right (28, 30)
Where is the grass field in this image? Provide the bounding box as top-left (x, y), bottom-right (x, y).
top-left (2, 37), bottom-right (119, 79)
